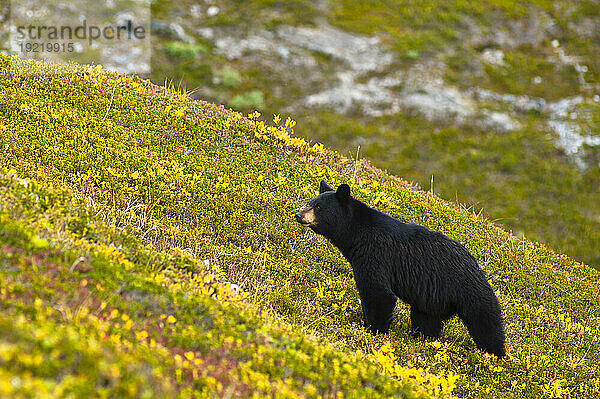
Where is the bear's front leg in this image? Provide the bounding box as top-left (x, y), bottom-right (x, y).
top-left (360, 289), bottom-right (397, 335)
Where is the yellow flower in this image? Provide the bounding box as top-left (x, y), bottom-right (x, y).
top-left (123, 319), bottom-right (133, 330)
top-left (175, 107), bottom-right (186, 117)
top-left (166, 315), bottom-right (177, 324)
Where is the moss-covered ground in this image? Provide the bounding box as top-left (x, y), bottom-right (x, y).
top-left (1, 55), bottom-right (600, 397)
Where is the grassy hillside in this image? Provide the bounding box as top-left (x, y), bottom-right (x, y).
top-left (149, 0), bottom-right (600, 268)
top-left (1, 55), bottom-right (600, 398)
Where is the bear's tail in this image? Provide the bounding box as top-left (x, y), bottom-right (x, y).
top-left (458, 288), bottom-right (506, 358)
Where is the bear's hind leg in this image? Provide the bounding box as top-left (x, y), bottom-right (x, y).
top-left (410, 309), bottom-right (443, 339)
top-left (362, 290), bottom-right (397, 335)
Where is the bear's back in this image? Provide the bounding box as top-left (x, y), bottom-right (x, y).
top-left (364, 218), bottom-right (486, 307)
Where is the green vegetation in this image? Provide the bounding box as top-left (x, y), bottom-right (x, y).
top-left (228, 89), bottom-right (265, 110)
top-left (298, 110), bottom-right (600, 272)
top-left (150, 0), bottom-right (600, 267)
top-left (2, 55), bottom-right (600, 397)
top-left (216, 66), bottom-right (242, 88)
top-left (0, 174), bottom-right (419, 398)
top-left (164, 42), bottom-right (208, 60)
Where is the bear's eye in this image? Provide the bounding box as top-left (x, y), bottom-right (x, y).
top-left (312, 203), bottom-right (320, 210)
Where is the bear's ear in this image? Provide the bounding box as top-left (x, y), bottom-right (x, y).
top-left (319, 180), bottom-right (334, 194)
top-left (335, 184), bottom-right (351, 202)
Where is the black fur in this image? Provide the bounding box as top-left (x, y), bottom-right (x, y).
top-left (295, 180), bottom-right (506, 358)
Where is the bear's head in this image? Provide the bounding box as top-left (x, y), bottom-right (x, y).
top-left (295, 180), bottom-right (352, 240)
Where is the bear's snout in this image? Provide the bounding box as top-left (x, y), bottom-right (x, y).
top-left (295, 207), bottom-right (317, 226)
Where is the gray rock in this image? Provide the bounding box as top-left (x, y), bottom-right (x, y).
top-left (480, 110), bottom-right (521, 132)
top-left (303, 59), bottom-right (521, 132)
top-left (473, 89), bottom-right (546, 113)
top-left (206, 6), bottom-right (220, 17)
top-left (546, 96), bottom-right (600, 168)
top-left (215, 24), bottom-right (393, 74)
top-left (151, 21), bottom-right (193, 43)
top-left (546, 96), bottom-right (584, 118)
top-left (197, 27), bottom-right (214, 40)
top-left (304, 72), bottom-right (402, 116)
top-left (276, 25), bottom-right (393, 73)
top-left (401, 85), bottom-right (474, 123)
top-left (481, 49), bottom-right (505, 66)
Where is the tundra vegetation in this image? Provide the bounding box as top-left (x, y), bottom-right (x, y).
top-left (1, 55), bottom-right (599, 397)
top-left (150, 0), bottom-right (600, 268)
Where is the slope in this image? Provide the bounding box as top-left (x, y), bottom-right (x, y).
top-left (149, 0), bottom-right (600, 267)
top-left (1, 55), bottom-right (599, 398)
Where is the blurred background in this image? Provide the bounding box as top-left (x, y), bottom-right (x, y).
top-left (3, 0), bottom-right (600, 268)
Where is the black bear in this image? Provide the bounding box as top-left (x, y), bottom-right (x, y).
top-left (295, 180), bottom-right (505, 358)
